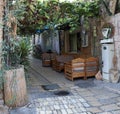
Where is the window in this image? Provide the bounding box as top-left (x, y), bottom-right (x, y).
top-left (69, 32), bottom-right (81, 53)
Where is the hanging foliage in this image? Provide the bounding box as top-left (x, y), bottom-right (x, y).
top-left (11, 0), bottom-right (100, 35)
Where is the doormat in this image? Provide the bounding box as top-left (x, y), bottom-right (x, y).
top-left (41, 84), bottom-right (60, 90)
top-left (76, 80), bottom-right (96, 88)
top-left (29, 90), bottom-right (72, 100)
top-left (29, 91), bottom-right (56, 99)
top-left (54, 90), bottom-right (70, 96)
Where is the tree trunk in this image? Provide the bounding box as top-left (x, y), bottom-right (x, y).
top-left (4, 66), bottom-right (28, 107)
top-left (0, 0), bottom-right (4, 69)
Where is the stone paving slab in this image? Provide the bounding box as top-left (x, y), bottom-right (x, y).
top-left (99, 98), bottom-right (118, 105)
top-left (100, 104), bottom-right (120, 112)
top-left (10, 58), bottom-right (120, 114)
top-left (11, 95), bottom-right (92, 114)
top-left (10, 83), bottom-right (120, 114)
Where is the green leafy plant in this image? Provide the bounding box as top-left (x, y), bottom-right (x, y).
top-left (0, 0), bottom-right (30, 103)
top-left (12, 0), bottom-right (101, 34)
top-left (2, 37), bottom-right (31, 71)
top-left (1, 0), bottom-right (31, 70)
top-left (16, 37), bottom-right (32, 71)
top-left (2, 38), bottom-right (20, 69)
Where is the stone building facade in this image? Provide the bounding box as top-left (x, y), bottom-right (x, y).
top-left (101, 14), bottom-right (120, 72)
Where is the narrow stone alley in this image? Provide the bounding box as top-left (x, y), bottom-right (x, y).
top-left (10, 57), bottom-right (120, 114)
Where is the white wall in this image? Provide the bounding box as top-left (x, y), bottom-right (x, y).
top-left (105, 13), bottom-right (120, 71)
top-left (40, 30), bottom-right (60, 54)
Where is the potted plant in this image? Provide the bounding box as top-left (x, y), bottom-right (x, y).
top-left (0, 0), bottom-right (33, 107)
top-left (1, 37), bottom-right (31, 107)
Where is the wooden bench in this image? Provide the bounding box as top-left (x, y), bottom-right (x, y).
top-left (64, 58), bottom-right (86, 81)
top-left (85, 57), bottom-right (99, 79)
top-left (52, 55), bottom-right (74, 72)
top-left (64, 57), bottom-right (99, 81)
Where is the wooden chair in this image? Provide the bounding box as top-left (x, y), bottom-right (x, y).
top-left (42, 52), bottom-right (57, 67)
top-left (41, 53), bottom-right (51, 66)
top-left (51, 52), bottom-right (57, 60)
top-left (64, 58), bottom-right (86, 81)
top-left (85, 57), bottom-right (99, 79)
top-left (50, 52), bottom-right (57, 67)
top-left (52, 55), bottom-right (74, 72)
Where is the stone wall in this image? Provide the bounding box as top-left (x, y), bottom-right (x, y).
top-left (102, 13), bottom-right (120, 72)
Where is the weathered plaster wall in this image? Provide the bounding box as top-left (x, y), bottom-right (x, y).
top-left (40, 30), bottom-right (60, 54)
top-left (103, 13), bottom-right (120, 71)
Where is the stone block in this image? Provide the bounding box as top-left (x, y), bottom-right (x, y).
top-left (113, 20), bottom-right (117, 28)
top-left (100, 104), bottom-right (120, 111)
top-left (89, 101), bottom-right (102, 107)
top-left (82, 102), bottom-right (90, 108)
top-left (114, 29), bottom-right (119, 36)
top-left (84, 96), bottom-right (97, 102)
top-left (61, 109), bottom-right (67, 114)
top-left (98, 112), bottom-right (112, 114)
top-left (112, 110), bottom-right (120, 114)
top-left (86, 107), bottom-right (102, 113)
top-left (100, 98), bottom-right (118, 105)
top-left (110, 16), bottom-right (115, 25)
top-left (116, 97), bottom-right (120, 102)
top-left (115, 41), bottom-right (120, 50)
top-left (66, 109), bottom-right (73, 113)
top-left (114, 35), bottom-right (120, 41)
top-left (115, 13), bottom-right (120, 21)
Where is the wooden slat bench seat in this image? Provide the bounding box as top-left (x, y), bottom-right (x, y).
top-left (64, 57), bottom-right (99, 81)
top-left (64, 58), bottom-right (86, 81)
top-left (85, 57), bottom-right (99, 79)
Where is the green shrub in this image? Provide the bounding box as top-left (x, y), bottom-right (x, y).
top-left (2, 37), bottom-right (32, 71)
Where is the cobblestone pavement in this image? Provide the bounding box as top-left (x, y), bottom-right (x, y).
top-left (10, 58), bottom-right (120, 114)
top-left (0, 90), bottom-right (9, 114)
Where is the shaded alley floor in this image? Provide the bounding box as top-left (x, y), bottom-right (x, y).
top-left (10, 57), bottom-right (120, 114)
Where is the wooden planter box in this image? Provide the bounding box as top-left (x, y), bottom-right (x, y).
top-left (4, 65), bottom-right (28, 107)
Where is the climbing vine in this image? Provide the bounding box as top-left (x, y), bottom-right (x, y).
top-left (11, 0), bottom-right (100, 35)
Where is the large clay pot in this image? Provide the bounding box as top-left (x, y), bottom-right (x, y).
top-left (4, 65), bottom-right (28, 107)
